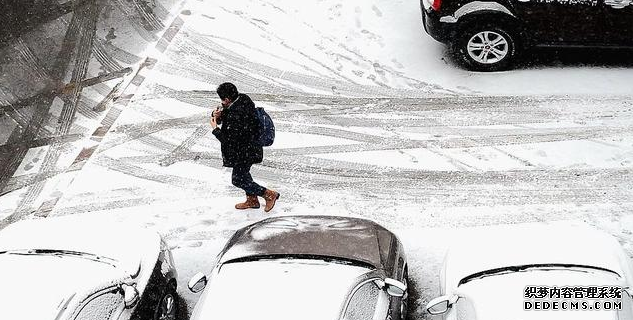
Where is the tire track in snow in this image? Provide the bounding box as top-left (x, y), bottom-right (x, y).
top-left (98, 112), bottom-right (211, 152)
top-left (172, 39), bottom-right (303, 97)
top-left (158, 125), bottom-right (211, 167)
top-left (109, 148), bottom-right (633, 198)
top-left (111, 0), bottom-right (160, 42)
top-left (92, 39), bottom-right (124, 72)
top-left (11, 0), bottom-right (102, 221)
top-left (0, 1), bottom-right (91, 199)
top-left (12, 38), bottom-right (52, 82)
top-left (100, 39), bottom-right (143, 64)
top-left (0, 0), bottom-right (187, 223)
top-left (184, 31), bottom-right (455, 97)
top-left (217, 5), bottom-right (363, 87)
top-left (130, 0), bottom-right (165, 31)
top-left (93, 155), bottom-right (212, 189)
top-left (1, 162), bottom-right (84, 196)
top-left (258, 0), bottom-right (452, 94)
top-left (107, 93), bottom-right (633, 157)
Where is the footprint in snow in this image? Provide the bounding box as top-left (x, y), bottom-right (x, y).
top-left (371, 5), bottom-right (383, 17)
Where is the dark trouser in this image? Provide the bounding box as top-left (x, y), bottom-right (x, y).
top-left (232, 164), bottom-right (266, 196)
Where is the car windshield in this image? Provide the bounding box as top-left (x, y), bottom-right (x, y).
top-left (459, 263), bottom-right (621, 286)
top-left (199, 258), bottom-right (372, 320)
top-left (455, 269), bottom-right (627, 320)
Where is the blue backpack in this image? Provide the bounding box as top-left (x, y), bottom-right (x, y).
top-left (255, 107), bottom-right (275, 147)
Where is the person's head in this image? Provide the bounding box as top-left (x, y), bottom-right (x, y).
top-left (217, 82), bottom-right (239, 107)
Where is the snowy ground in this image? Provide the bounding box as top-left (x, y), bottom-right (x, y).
top-left (1, 0), bottom-right (633, 319)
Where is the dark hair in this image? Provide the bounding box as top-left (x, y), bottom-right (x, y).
top-left (216, 82), bottom-right (239, 101)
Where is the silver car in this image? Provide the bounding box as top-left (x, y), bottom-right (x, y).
top-left (187, 215), bottom-right (409, 320)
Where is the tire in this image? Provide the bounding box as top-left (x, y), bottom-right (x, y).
top-left (153, 289), bottom-right (178, 320)
top-left (453, 23), bottom-right (518, 71)
top-left (400, 269), bottom-right (409, 320)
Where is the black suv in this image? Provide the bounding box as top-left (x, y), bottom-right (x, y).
top-left (421, 0), bottom-right (633, 71)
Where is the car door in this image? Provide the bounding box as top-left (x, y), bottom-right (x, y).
top-left (602, 0), bottom-right (633, 46)
top-left (511, 0), bottom-right (604, 45)
top-left (343, 280), bottom-right (391, 320)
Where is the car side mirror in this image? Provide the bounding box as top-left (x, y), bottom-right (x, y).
top-left (121, 284), bottom-right (140, 309)
top-left (384, 278), bottom-right (407, 298)
top-left (188, 272), bottom-right (208, 293)
top-left (426, 295), bottom-right (458, 315)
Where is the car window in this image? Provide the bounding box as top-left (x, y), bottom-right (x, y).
top-left (343, 280), bottom-right (389, 320)
top-left (74, 290), bottom-right (123, 320)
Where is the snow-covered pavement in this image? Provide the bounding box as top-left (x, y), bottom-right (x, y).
top-left (1, 0), bottom-right (633, 319)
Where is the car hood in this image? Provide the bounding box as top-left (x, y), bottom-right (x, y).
top-left (453, 269), bottom-right (625, 320)
top-left (217, 215), bottom-right (399, 271)
top-left (0, 216), bottom-right (162, 278)
top-left (0, 253), bottom-right (127, 320)
top-left (443, 224), bottom-right (633, 290)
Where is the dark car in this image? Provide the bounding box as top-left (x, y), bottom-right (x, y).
top-left (420, 0), bottom-right (633, 71)
top-left (187, 215), bottom-right (409, 320)
top-left (0, 216), bottom-right (178, 320)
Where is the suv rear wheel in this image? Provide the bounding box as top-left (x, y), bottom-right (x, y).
top-left (454, 24), bottom-right (518, 71)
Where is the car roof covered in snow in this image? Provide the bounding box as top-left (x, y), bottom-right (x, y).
top-left (217, 215), bottom-right (400, 271)
top-left (443, 224), bottom-right (633, 290)
top-left (0, 215), bottom-right (161, 278)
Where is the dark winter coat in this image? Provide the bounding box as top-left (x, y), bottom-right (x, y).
top-left (212, 93), bottom-right (263, 167)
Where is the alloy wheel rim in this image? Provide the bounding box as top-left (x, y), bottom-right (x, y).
top-left (467, 31), bottom-right (509, 64)
top-left (158, 293), bottom-right (176, 320)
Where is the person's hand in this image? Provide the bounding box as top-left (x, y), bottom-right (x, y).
top-left (211, 108), bottom-right (222, 129)
top-left (210, 113), bottom-right (218, 129)
top-left (212, 107), bottom-right (222, 119)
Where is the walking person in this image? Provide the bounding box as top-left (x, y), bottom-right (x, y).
top-left (210, 82), bottom-right (280, 212)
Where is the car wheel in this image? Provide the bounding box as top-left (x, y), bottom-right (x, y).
top-left (154, 289), bottom-right (177, 320)
top-left (454, 24), bottom-right (517, 71)
top-left (400, 269), bottom-right (409, 320)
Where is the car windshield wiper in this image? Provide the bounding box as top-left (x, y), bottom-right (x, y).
top-left (459, 263), bottom-right (621, 286)
top-left (0, 249), bottom-right (118, 267)
top-left (224, 254), bottom-right (374, 269)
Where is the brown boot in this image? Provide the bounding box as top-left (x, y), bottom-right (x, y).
top-left (262, 189), bottom-right (280, 212)
top-left (235, 195), bottom-right (260, 210)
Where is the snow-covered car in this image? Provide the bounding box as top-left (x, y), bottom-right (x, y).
top-left (426, 224), bottom-right (633, 320)
top-left (187, 215), bottom-right (409, 320)
top-left (0, 216), bottom-right (178, 320)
